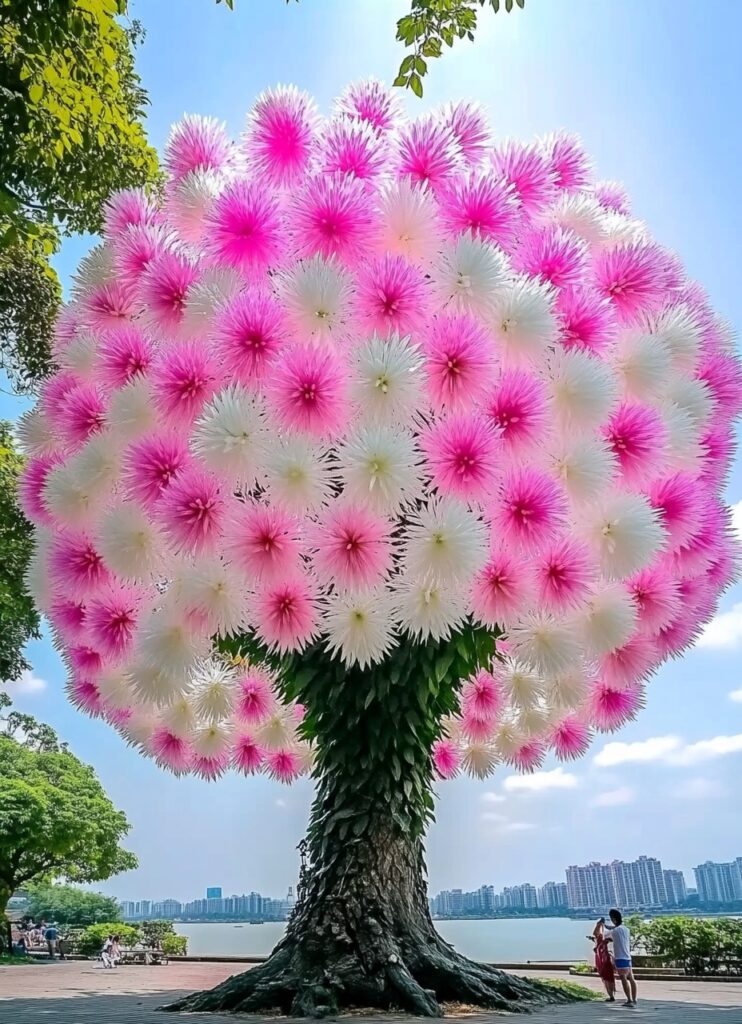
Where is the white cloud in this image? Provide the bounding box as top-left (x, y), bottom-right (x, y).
top-left (594, 733), bottom-right (742, 768)
top-left (274, 798), bottom-right (287, 809)
top-left (590, 786), bottom-right (635, 808)
top-left (480, 791), bottom-right (506, 805)
top-left (697, 602), bottom-right (742, 650)
top-left (503, 767), bottom-right (579, 792)
top-left (594, 736), bottom-right (682, 767)
top-left (3, 670), bottom-right (48, 695)
top-left (729, 689), bottom-right (742, 703)
top-left (671, 734), bottom-right (742, 765)
top-left (502, 822), bottom-right (537, 833)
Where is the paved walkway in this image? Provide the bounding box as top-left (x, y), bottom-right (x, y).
top-left (0, 962), bottom-right (739, 1022)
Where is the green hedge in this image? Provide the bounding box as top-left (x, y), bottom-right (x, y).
top-left (627, 915), bottom-right (742, 975)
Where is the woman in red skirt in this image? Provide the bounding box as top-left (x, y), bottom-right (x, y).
top-left (589, 925), bottom-right (616, 1002)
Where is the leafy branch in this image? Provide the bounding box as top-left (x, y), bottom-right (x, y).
top-left (395, 0), bottom-right (525, 97)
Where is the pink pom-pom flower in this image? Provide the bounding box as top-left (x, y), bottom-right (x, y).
top-left (98, 326), bottom-right (153, 388)
top-left (395, 116), bottom-right (461, 189)
top-left (311, 504), bottom-right (393, 590)
top-left (514, 224), bottom-right (588, 290)
top-left (151, 340), bottom-right (221, 428)
top-left (124, 431), bottom-right (191, 508)
top-left (266, 748), bottom-right (303, 784)
top-left (253, 574), bottom-right (319, 653)
top-left (232, 733), bottom-right (266, 774)
top-left (291, 173), bottom-right (375, 263)
top-left (439, 175), bottom-right (520, 248)
top-left (85, 584), bottom-right (144, 662)
top-left (355, 254), bottom-right (430, 338)
top-left (267, 343), bottom-right (347, 437)
top-left (206, 180), bottom-right (285, 275)
top-left (50, 531), bottom-right (110, 600)
top-left (226, 503), bottom-right (302, 582)
top-left (155, 465), bottom-right (229, 555)
top-left (421, 413), bottom-right (500, 502)
top-left (425, 314), bottom-right (498, 413)
top-left (484, 370), bottom-right (548, 457)
top-left (492, 468), bottom-right (567, 552)
top-left (469, 546), bottom-right (535, 627)
top-left (588, 681), bottom-right (644, 731)
top-left (432, 737), bottom-right (462, 779)
top-left (245, 86), bottom-right (318, 187)
top-left (165, 114), bottom-right (233, 180)
top-left (140, 251), bottom-right (199, 334)
top-left (549, 715), bottom-right (591, 760)
top-left (235, 669), bottom-right (275, 724)
top-left (213, 289), bottom-right (287, 388)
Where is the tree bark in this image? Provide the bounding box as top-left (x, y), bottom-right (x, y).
top-left (165, 636), bottom-right (569, 1017)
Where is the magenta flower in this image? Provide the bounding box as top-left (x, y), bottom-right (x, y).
top-left (491, 140), bottom-right (557, 212)
top-left (318, 118), bottom-right (388, 181)
top-left (439, 175), bottom-right (521, 248)
top-left (514, 224), bottom-right (588, 290)
top-left (50, 531), bottom-right (110, 600)
top-left (266, 748), bottom-right (302, 784)
top-left (432, 738), bottom-right (462, 779)
top-left (140, 251), bottom-right (199, 333)
top-left (98, 327), bottom-right (153, 388)
top-left (395, 116), bottom-right (461, 189)
top-left (443, 101), bottom-right (490, 166)
top-left (469, 547), bottom-right (535, 627)
top-left (267, 343), bottom-right (347, 437)
top-left (602, 401), bottom-right (667, 487)
top-left (548, 715), bottom-right (591, 761)
top-left (206, 180), bottom-right (285, 275)
top-left (542, 133), bottom-right (592, 192)
top-left (124, 431), bottom-right (191, 508)
top-left (335, 78), bottom-right (401, 133)
top-left (232, 733), bottom-right (266, 774)
top-left (484, 370), bottom-right (548, 457)
top-left (85, 584), bottom-right (144, 662)
top-left (103, 188), bottom-right (160, 237)
top-left (165, 114), bottom-right (233, 180)
top-left (151, 340), bottom-right (221, 428)
top-left (244, 86), bottom-right (318, 187)
top-left (236, 669), bottom-right (275, 724)
top-left (254, 575), bottom-right (319, 653)
top-left (422, 413), bottom-right (500, 502)
top-left (533, 537), bottom-right (595, 611)
top-left (291, 173), bottom-right (375, 264)
top-left (57, 383), bottom-right (107, 446)
top-left (594, 242), bottom-right (672, 323)
top-left (556, 286), bottom-right (618, 355)
top-left (156, 465), bottom-right (229, 555)
top-left (425, 314), bottom-right (497, 413)
top-left (492, 468), bottom-right (567, 551)
top-left (589, 681), bottom-right (644, 732)
top-left (213, 289), bottom-right (287, 388)
top-left (151, 728), bottom-right (194, 774)
top-left (227, 503), bottom-right (302, 582)
top-left (311, 504), bottom-right (393, 590)
top-left (355, 254), bottom-right (430, 338)
top-left (19, 454), bottom-right (61, 525)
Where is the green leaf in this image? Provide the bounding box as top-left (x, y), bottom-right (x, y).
top-left (393, 74), bottom-right (408, 88)
top-left (400, 54), bottom-right (416, 73)
top-left (435, 648), bottom-right (456, 684)
top-left (409, 73), bottom-right (423, 99)
top-left (28, 83), bottom-right (44, 104)
top-left (414, 55), bottom-right (427, 75)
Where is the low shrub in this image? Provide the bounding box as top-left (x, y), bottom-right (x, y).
top-left (161, 933), bottom-right (188, 956)
top-left (627, 915), bottom-right (742, 975)
top-left (78, 922), bottom-right (141, 959)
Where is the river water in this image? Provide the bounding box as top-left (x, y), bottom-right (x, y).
top-left (176, 917), bottom-right (595, 962)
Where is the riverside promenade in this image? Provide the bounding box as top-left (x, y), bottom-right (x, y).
top-left (1, 962), bottom-right (740, 1023)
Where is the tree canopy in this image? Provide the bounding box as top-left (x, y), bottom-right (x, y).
top-left (0, 693), bottom-right (136, 923)
top-left (26, 882), bottom-right (122, 927)
top-left (0, 0), bottom-right (159, 392)
top-left (0, 423), bottom-right (40, 682)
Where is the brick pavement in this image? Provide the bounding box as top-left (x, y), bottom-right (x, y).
top-left (0, 962), bottom-right (740, 1023)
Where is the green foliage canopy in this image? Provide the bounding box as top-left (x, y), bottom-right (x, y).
top-left (26, 882), bottom-right (122, 927)
top-left (0, 0), bottom-right (159, 392)
top-left (0, 696), bottom-right (136, 921)
top-left (627, 915), bottom-right (742, 976)
top-left (0, 423), bottom-right (40, 682)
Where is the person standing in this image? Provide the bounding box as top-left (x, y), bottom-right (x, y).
top-left (44, 923), bottom-right (58, 960)
top-left (589, 923), bottom-right (616, 1002)
top-left (602, 909), bottom-right (637, 1008)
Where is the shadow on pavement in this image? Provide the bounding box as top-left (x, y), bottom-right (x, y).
top-left (1, 991), bottom-right (740, 1023)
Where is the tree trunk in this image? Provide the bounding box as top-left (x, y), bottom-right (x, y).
top-left (165, 635), bottom-right (569, 1017)
top-left (0, 885), bottom-right (13, 957)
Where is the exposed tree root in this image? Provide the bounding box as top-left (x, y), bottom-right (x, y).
top-left (162, 930), bottom-right (568, 1018)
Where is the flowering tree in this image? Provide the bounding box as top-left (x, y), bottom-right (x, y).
top-left (20, 81), bottom-right (740, 1015)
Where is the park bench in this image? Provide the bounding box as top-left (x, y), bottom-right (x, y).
top-left (117, 947), bottom-right (168, 965)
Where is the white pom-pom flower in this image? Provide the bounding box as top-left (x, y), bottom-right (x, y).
top-left (549, 438), bottom-right (617, 503)
top-left (612, 331), bottom-right (672, 401)
top-left (376, 179), bottom-right (441, 264)
top-left (98, 501), bottom-right (167, 579)
top-left (106, 377), bottom-right (157, 441)
top-left (350, 333), bottom-right (425, 426)
top-left (490, 275), bottom-right (558, 367)
top-left (393, 574), bottom-right (468, 642)
top-left (262, 435), bottom-right (336, 512)
top-left (403, 500), bottom-right (487, 584)
top-left (191, 385), bottom-right (267, 487)
top-left (173, 556), bottom-right (249, 637)
top-left (280, 255), bottom-right (354, 343)
top-left (582, 492), bottom-right (666, 579)
top-left (433, 234), bottom-right (509, 315)
top-left (338, 424), bottom-right (423, 512)
top-left (548, 349), bottom-right (618, 431)
top-left (461, 740), bottom-right (498, 779)
top-left (508, 611), bottom-right (581, 678)
top-left (167, 168), bottom-right (225, 245)
top-left (190, 659), bottom-right (237, 722)
top-left (577, 584), bottom-right (638, 657)
top-left (648, 304), bottom-right (702, 373)
top-left (323, 588), bottom-right (397, 669)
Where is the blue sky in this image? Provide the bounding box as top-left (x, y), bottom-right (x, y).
top-left (4, 0), bottom-right (742, 903)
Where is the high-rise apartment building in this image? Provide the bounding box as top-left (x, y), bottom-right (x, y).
top-left (694, 860), bottom-right (742, 904)
top-left (663, 869), bottom-right (688, 906)
top-left (206, 887), bottom-right (222, 899)
top-left (566, 862), bottom-right (614, 910)
top-left (538, 881), bottom-right (568, 909)
top-left (567, 856), bottom-right (673, 910)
